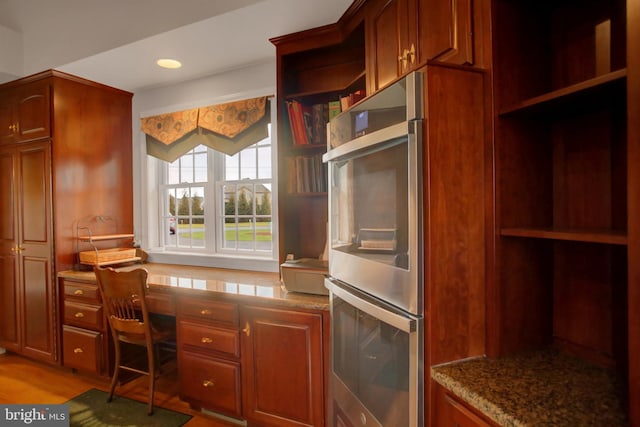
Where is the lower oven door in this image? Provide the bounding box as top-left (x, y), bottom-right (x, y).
top-left (327, 278), bottom-right (423, 427)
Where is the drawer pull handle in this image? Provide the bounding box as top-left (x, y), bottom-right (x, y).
top-left (74, 312), bottom-right (85, 318)
top-left (200, 309), bottom-right (212, 315)
top-left (243, 322), bottom-right (250, 337)
top-left (202, 380), bottom-right (215, 388)
top-left (74, 289), bottom-right (84, 296)
top-left (201, 337), bottom-right (213, 344)
top-left (73, 348), bottom-right (83, 354)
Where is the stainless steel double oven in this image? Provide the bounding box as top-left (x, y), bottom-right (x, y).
top-left (323, 72), bottom-right (424, 427)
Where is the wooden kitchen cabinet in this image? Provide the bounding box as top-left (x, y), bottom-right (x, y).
top-left (0, 70), bottom-right (133, 365)
top-left (366, 0), bottom-right (480, 93)
top-left (240, 305), bottom-right (326, 427)
top-left (59, 278), bottom-right (108, 375)
top-left (176, 295), bottom-right (243, 419)
top-left (0, 79), bottom-right (50, 145)
top-left (366, 0), bottom-right (418, 93)
top-left (433, 383), bottom-right (495, 427)
top-left (420, 0), bottom-right (475, 66)
top-left (0, 140), bottom-right (54, 361)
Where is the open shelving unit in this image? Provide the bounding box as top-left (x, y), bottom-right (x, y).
top-left (489, 0), bottom-right (639, 423)
top-left (76, 215), bottom-right (140, 268)
top-left (271, 20), bottom-right (366, 263)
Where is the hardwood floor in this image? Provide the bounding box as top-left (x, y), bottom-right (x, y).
top-left (0, 351), bottom-right (240, 426)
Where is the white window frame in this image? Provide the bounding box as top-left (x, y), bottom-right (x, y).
top-left (142, 97), bottom-right (278, 272)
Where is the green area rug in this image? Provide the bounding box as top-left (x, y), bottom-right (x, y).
top-left (67, 388), bottom-right (192, 427)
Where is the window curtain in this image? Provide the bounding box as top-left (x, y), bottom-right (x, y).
top-left (141, 96), bottom-right (270, 162)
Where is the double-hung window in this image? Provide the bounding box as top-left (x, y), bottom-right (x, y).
top-left (158, 126), bottom-right (274, 259)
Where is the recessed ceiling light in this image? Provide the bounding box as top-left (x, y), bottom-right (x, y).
top-left (156, 59), bottom-right (182, 69)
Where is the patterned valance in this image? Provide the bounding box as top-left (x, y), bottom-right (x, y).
top-left (141, 96), bottom-right (270, 162)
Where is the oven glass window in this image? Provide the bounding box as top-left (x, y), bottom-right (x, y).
top-left (333, 294), bottom-right (410, 425)
top-left (330, 138), bottom-right (409, 269)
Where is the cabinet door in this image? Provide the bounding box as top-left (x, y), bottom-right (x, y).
top-left (0, 92), bottom-right (15, 145)
top-left (420, 0), bottom-right (474, 65)
top-left (14, 81), bottom-right (51, 143)
top-left (18, 141), bottom-right (55, 362)
top-left (0, 146), bottom-right (19, 351)
top-left (434, 383), bottom-right (494, 427)
top-left (0, 141), bottom-right (54, 361)
top-left (0, 82), bottom-right (50, 145)
top-left (241, 306), bottom-right (325, 427)
top-left (367, 0), bottom-right (418, 93)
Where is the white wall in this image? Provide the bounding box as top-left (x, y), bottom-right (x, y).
top-left (131, 59), bottom-right (278, 271)
top-left (0, 24), bottom-right (23, 81)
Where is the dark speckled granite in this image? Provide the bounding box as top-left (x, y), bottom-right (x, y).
top-left (431, 349), bottom-right (628, 427)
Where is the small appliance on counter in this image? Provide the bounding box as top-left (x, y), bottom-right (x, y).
top-left (280, 258), bottom-right (329, 296)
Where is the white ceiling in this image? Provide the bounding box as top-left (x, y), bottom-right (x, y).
top-left (0, 0), bottom-right (353, 92)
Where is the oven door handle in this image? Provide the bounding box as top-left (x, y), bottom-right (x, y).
top-left (322, 121), bottom-right (411, 163)
top-left (326, 279), bottom-right (416, 333)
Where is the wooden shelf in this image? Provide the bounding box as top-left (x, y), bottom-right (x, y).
top-left (80, 257), bottom-right (142, 267)
top-left (499, 69), bottom-right (627, 116)
top-left (500, 227), bottom-right (627, 245)
top-left (77, 233), bottom-right (135, 241)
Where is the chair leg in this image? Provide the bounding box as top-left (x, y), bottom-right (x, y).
top-left (147, 343), bottom-right (156, 415)
top-left (108, 339), bottom-right (121, 403)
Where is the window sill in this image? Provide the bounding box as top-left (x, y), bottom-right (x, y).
top-left (146, 250), bottom-right (279, 273)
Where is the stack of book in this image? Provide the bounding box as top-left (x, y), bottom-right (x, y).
top-left (286, 100), bottom-right (328, 146)
top-left (286, 154), bottom-right (327, 194)
top-left (286, 90), bottom-right (365, 147)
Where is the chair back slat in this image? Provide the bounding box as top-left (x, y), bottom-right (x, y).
top-left (94, 266), bottom-right (153, 341)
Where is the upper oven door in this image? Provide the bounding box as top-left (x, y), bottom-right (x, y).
top-left (324, 120), bottom-right (423, 315)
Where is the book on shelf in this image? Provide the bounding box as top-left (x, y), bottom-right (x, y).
top-left (311, 103), bottom-right (329, 145)
top-left (339, 89), bottom-right (366, 111)
top-left (287, 99), bottom-right (332, 146)
top-left (287, 154), bottom-right (327, 194)
top-left (328, 100), bottom-right (341, 120)
top-left (286, 99), bottom-right (310, 146)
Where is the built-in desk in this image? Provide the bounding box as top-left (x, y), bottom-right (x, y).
top-left (58, 263), bottom-right (329, 426)
top-left (59, 262), bottom-right (329, 311)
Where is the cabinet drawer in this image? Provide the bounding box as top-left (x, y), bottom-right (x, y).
top-left (179, 320), bottom-right (239, 357)
top-left (178, 297), bottom-right (238, 326)
top-left (62, 280), bottom-right (100, 302)
top-left (63, 325), bottom-right (103, 374)
top-left (64, 300), bottom-right (103, 330)
top-left (179, 351), bottom-right (242, 418)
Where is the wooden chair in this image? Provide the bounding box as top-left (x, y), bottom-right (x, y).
top-left (94, 266), bottom-right (175, 415)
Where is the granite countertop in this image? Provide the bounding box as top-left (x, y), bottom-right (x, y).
top-left (58, 262), bottom-right (329, 311)
top-left (431, 348), bottom-right (628, 427)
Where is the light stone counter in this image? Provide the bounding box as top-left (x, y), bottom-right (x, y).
top-left (58, 262), bottom-right (329, 311)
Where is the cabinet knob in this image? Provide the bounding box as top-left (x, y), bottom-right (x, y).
top-left (242, 322), bottom-right (250, 337)
top-left (74, 289), bottom-right (84, 296)
top-left (201, 337), bottom-right (213, 344)
top-left (74, 312), bottom-right (85, 318)
top-left (200, 309), bottom-right (212, 315)
top-left (202, 380), bottom-right (215, 388)
top-left (73, 348), bottom-right (84, 354)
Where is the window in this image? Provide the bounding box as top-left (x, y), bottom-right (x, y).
top-left (159, 126), bottom-right (274, 258)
